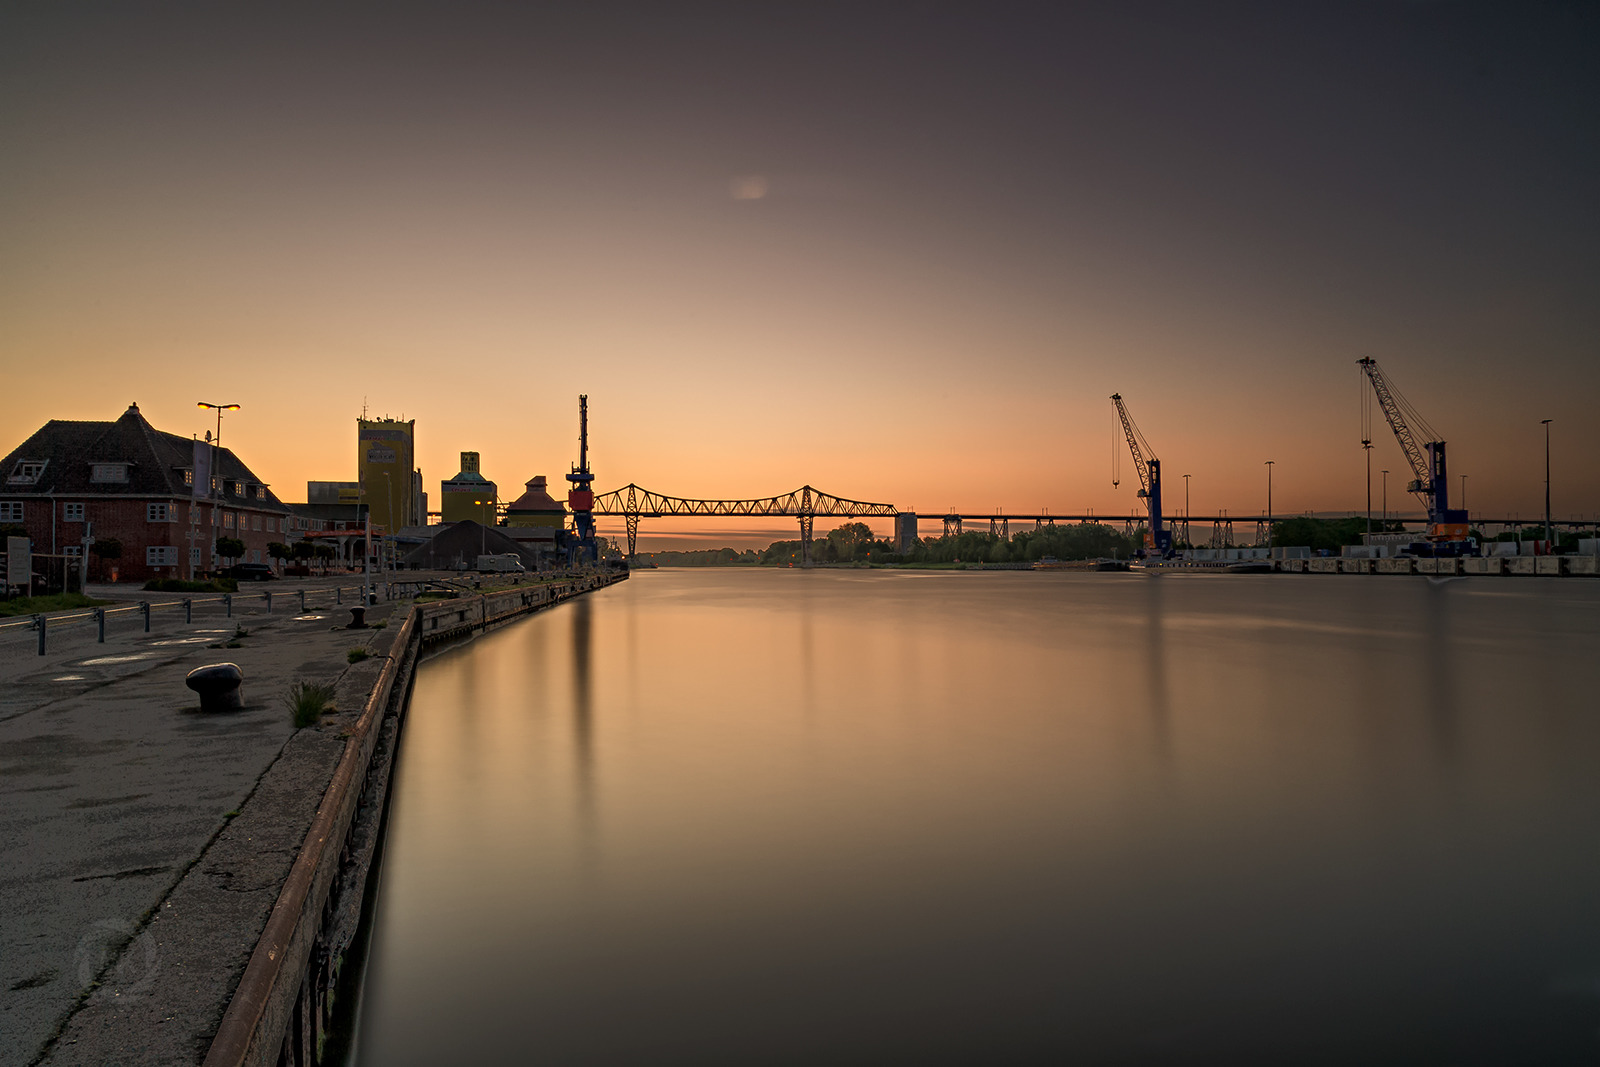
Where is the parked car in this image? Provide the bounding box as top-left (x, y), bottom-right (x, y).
top-left (225, 563), bottom-right (278, 581)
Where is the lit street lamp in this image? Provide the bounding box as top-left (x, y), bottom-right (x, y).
top-left (197, 402), bottom-right (240, 578)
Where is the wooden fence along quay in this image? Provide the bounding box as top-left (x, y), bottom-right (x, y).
top-left (202, 570), bottom-right (626, 1067)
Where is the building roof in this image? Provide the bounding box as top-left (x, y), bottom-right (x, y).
top-left (0, 403), bottom-right (289, 512)
top-left (506, 475), bottom-right (564, 514)
top-left (399, 520), bottom-right (544, 570)
top-left (443, 471), bottom-right (492, 485)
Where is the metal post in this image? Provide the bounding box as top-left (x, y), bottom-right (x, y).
top-left (336, 586), bottom-right (342, 604)
top-left (35, 614), bottom-right (46, 655)
top-left (264, 590), bottom-right (272, 613)
top-left (1265, 461), bottom-right (1274, 552)
top-left (141, 601), bottom-right (151, 632)
top-left (1542, 419), bottom-right (1553, 548)
top-left (184, 598), bottom-right (192, 623)
top-left (224, 594), bottom-right (232, 618)
top-left (95, 608), bottom-right (105, 643)
top-left (299, 589), bottom-right (306, 612)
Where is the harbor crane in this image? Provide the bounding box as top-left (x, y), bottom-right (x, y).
top-left (1111, 393), bottom-right (1174, 557)
top-left (1357, 357), bottom-right (1469, 544)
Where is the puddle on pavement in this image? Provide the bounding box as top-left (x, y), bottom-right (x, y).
top-left (78, 653), bottom-right (153, 665)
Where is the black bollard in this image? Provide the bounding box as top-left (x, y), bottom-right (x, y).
top-left (185, 662), bottom-right (244, 712)
top-left (347, 606), bottom-right (368, 629)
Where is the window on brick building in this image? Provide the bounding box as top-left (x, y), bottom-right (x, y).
top-left (252, 515), bottom-right (262, 531)
top-left (8, 460), bottom-right (47, 484)
top-left (190, 507), bottom-right (200, 525)
top-left (183, 469), bottom-right (194, 486)
top-left (148, 503), bottom-right (174, 522)
top-left (0, 502), bottom-right (23, 522)
top-left (64, 502), bottom-right (85, 522)
top-left (64, 545), bottom-right (82, 558)
top-left (191, 546), bottom-right (202, 564)
top-left (91, 463), bottom-right (129, 483)
top-left (146, 545), bottom-right (178, 567)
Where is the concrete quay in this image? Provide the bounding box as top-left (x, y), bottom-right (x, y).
top-left (0, 570), bottom-right (626, 1067)
top-left (1291, 555), bottom-right (1595, 576)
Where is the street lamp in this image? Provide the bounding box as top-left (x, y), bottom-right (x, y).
top-left (1265, 460), bottom-right (1274, 552)
top-left (197, 402), bottom-right (240, 577)
top-left (1460, 474), bottom-right (1467, 517)
top-left (1363, 439), bottom-right (1372, 539)
top-left (1381, 470), bottom-right (1389, 528)
top-left (1183, 473), bottom-right (1191, 547)
top-left (1542, 419), bottom-right (1553, 547)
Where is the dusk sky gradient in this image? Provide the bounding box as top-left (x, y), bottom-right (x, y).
top-left (3, 3), bottom-right (1596, 546)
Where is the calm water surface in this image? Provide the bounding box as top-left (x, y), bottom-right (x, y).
top-left (354, 570), bottom-right (1600, 1064)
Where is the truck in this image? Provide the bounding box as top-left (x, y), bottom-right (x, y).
top-left (475, 553), bottom-right (526, 573)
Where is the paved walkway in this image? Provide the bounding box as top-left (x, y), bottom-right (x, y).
top-left (0, 583), bottom-right (400, 1067)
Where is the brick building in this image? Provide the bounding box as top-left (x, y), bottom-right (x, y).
top-left (0, 403), bottom-right (293, 583)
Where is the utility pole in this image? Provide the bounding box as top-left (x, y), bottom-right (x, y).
top-left (1183, 473), bottom-right (1191, 548)
top-left (1381, 470), bottom-right (1388, 528)
top-left (1265, 460), bottom-right (1274, 552)
top-left (1542, 419), bottom-right (1553, 548)
top-left (197, 402), bottom-right (239, 576)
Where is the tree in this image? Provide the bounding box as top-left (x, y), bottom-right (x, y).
top-left (266, 541), bottom-right (291, 563)
top-left (312, 543), bottom-right (336, 574)
top-left (215, 536), bottom-right (246, 562)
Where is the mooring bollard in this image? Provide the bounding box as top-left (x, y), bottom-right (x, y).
top-left (185, 662), bottom-right (244, 712)
top-left (140, 600), bottom-right (151, 632)
top-left (224, 594), bottom-right (232, 618)
top-left (347, 606), bottom-right (368, 629)
top-left (35, 614), bottom-right (46, 656)
top-left (95, 608), bottom-right (106, 643)
top-left (183, 598), bottom-right (192, 624)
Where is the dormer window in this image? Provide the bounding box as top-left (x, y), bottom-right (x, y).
top-left (224, 479), bottom-right (238, 496)
top-left (91, 463), bottom-right (129, 484)
top-left (8, 460), bottom-right (46, 484)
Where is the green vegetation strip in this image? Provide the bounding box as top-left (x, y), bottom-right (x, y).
top-left (0, 593), bottom-right (115, 617)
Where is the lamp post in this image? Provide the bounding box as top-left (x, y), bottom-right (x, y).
top-left (1182, 474), bottom-right (1191, 547)
top-left (1460, 474), bottom-right (1467, 517)
top-left (197, 402), bottom-right (239, 578)
top-left (1265, 460), bottom-right (1274, 552)
top-left (1363, 439), bottom-right (1372, 539)
top-left (1381, 470), bottom-right (1389, 528)
top-left (1542, 419), bottom-right (1553, 547)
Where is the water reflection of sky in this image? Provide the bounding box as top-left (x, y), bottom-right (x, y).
top-left (355, 571), bottom-right (1600, 1065)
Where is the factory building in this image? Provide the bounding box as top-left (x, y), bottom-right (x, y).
top-left (357, 417), bottom-right (424, 533)
top-left (440, 452), bottom-right (498, 526)
top-left (503, 475), bottom-right (565, 559)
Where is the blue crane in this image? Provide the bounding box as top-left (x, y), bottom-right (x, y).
top-left (1357, 358), bottom-right (1469, 545)
top-left (1111, 393), bottom-right (1174, 558)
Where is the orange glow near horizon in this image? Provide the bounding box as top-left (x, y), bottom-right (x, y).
top-left (2, 7), bottom-right (1595, 538)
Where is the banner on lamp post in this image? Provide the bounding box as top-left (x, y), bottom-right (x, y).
top-left (192, 438), bottom-right (212, 500)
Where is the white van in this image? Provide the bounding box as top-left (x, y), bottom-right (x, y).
top-left (475, 554), bottom-right (526, 573)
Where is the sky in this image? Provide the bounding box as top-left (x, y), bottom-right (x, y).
top-left (3, 3), bottom-right (1596, 548)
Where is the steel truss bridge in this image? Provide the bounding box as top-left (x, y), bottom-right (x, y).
top-left (588, 484), bottom-right (1600, 559)
top-left (591, 485), bottom-right (898, 560)
top-left (588, 484), bottom-right (1287, 558)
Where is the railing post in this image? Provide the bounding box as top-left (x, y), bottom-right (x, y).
top-left (264, 591), bottom-right (272, 613)
top-left (184, 598), bottom-right (192, 624)
top-left (299, 590), bottom-right (306, 613)
top-left (224, 594), bottom-right (232, 618)
top-left (336, 586), bottom-right (342, 605)
top-left (141, 600), bottom-right (151, 632)
top-left (95, 608), bottom-right (106, 643)
top-left (35, 614), bottom-right (46, 656)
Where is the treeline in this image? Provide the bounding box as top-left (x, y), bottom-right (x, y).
top-left (637, 548), bottom-right (761, 567)
top-left (759, 521), bottom-right (1141, 566)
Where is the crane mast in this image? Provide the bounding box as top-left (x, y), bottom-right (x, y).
top-left (1110, 394), bottom-right (1172, 557)
top-left (1356, 358), bottom-right (1468, 543)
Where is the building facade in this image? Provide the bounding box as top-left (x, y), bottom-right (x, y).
top-left (356, 418), bottom-right (424, 533)
top-left (441, 452), bottom-right (498, 525)
top-left (1, 403), bottom-right (293, 582)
